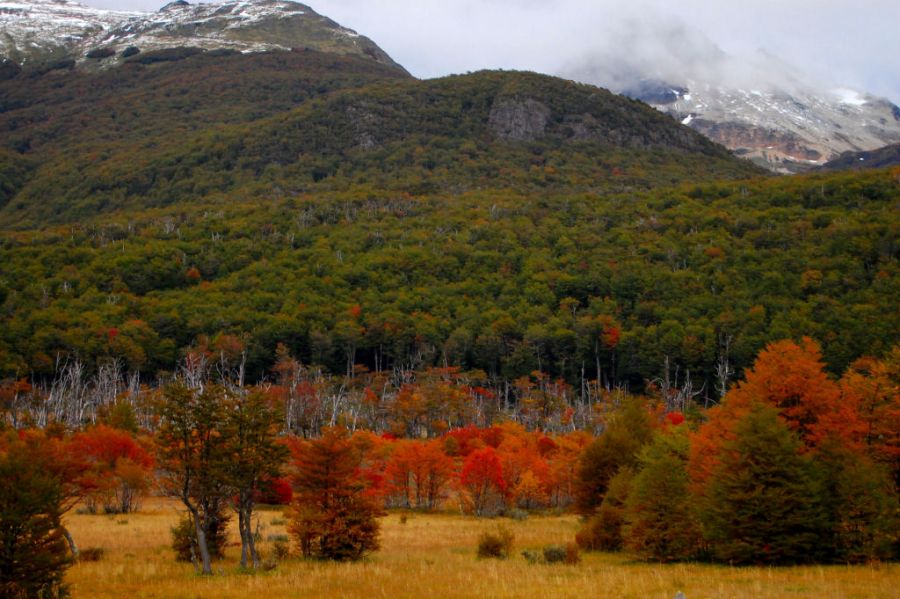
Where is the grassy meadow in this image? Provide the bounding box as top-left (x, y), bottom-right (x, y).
top-left (63, 498), bottom-right (899, 599)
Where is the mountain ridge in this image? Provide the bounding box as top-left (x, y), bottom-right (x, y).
top-left (0, 0), bottom-right (405, 71)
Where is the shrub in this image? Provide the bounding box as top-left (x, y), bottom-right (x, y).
top-left (121, 46), bottom-right (140, 58)
top-left (86, 48), bottom-right (115, 60)
top-left (78, 547), bottom-right (105, 562)
top-left (542, 545), bottom-right (567, 563)
top-left (170, 508), bottom-right (230, 563)
top-left (565, 543), bottom-right (581, 564)
top-left (477, 526), bottom-right (514, 559)
top-left (271, 538), bottom-right (291, 561)
top-left (542, 543), bottom-right (580, 564)
top-left (507, 508), bottom-right (528, 521)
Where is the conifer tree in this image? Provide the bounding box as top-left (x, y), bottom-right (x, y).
top-left (701, 403), bottom-right (828, 565)
top-left (574, 397), bottom-right (654, 515)
top-left (0, 431), bottom-right (71, 598)
top-left (623, 428), bottom-right (702, 561)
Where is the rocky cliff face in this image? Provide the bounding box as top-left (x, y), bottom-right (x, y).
top-left (0, 0), bottom-right (404, 71)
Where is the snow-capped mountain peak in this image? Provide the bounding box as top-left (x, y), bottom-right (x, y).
top-left (0, 0), bottom-right (402, 70)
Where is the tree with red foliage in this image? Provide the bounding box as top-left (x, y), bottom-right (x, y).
top-left (71, 424), bottom-right (153, 514)
top-left (289, 428), bottom-right (382, 561)
top-left (460, 446), bottom-right (507, 516)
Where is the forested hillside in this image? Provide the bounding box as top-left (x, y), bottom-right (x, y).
top-left (0, 50), bottom-right (757, 226)
top-left (1, 166), bottom-right (895, 394)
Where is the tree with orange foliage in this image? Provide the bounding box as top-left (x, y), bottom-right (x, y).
top-left (689, 338), bottom-right (866, 491)
top-left (839, 349), bottom-right (900, 484)
top-left (495, 428), bottom-right (551, 510)
top-left (385, 440), bottom-right (455, 510)
top-left (289, 428), bottom-right (382, 561)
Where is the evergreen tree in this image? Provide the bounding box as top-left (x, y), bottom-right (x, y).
top-left (575, 467), bottom-right (633, 552)
top-left (701, 403), bottom-right (829, 565)
top-left (0, 432), bottom-right (71, 598)
top-left (816, 442), bottom-right (899, 563)
top-left (623, 428), bottom-right (702, 561)
top-left (574, 397), bottom-right (654, 515)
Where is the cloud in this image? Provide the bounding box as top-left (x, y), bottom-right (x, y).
top-left (85, 0), bottom-right (900, 103)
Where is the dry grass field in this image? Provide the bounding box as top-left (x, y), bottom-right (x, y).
top-left (64, 498), bottom-right (899, 599)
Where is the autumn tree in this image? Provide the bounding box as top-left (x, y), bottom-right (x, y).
top-left (221, 390), bottom-right (289, 569)
top-left (155, 384), bottom-right (229, 575)
top-left (0, 430), bottom-right (72, 599)
top-left (71, 425), bottom-right (153, 514)
top-left (459, 446), bottom-right (507, 516)
top-left (289, 428), bottom-right (382, 561)
top-left (385, 439), bottom-right (455, 510)
top-left (839, 350), bottom-right (900, 485)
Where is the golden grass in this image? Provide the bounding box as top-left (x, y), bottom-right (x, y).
top-left (64, 498), bottom-right (899, 599)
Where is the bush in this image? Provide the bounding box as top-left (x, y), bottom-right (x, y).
top-left (507, 508), bottom-right (528, 521)
top-left (271, 538), bottom-right (291, 561)
top-left (522, 544), bottom-right (580, 564)
top-left (78, 547), bottom-right (105, 562)
top-left (477, 526), bottom-right (514, 559)
top-left (170, 508), bottom-right (230, 563)
top-left (86, 48), bottom-right (115, 60)
top-left (542, 545), bottom-right (567, 563)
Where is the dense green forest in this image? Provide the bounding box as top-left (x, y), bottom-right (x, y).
top-left (1, 167), bottom-right (896, 392)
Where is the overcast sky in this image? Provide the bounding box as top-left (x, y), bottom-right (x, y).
top-left (88, 0), bottom-right (900, 103)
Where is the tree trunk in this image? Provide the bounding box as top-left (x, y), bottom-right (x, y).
top-left (192, 512), bottom-right (213, 575)
top-left (245, 508), bottom-right (261, 569)
top-left (238, 510), bottom-right (249, 569)
top-left (62, 526), bottom-right (78, 558)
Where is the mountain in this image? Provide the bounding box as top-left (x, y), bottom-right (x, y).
top-left (0, 60), bottom-right (761, 226)
top-left (819, 142), bottom-right (900, 171)
top-left (627, 80), bottom-right (900, 174)
top-left (0, 0), bottom-right (403, 71)
top-left (562, 20), bottom-right (900, 173)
